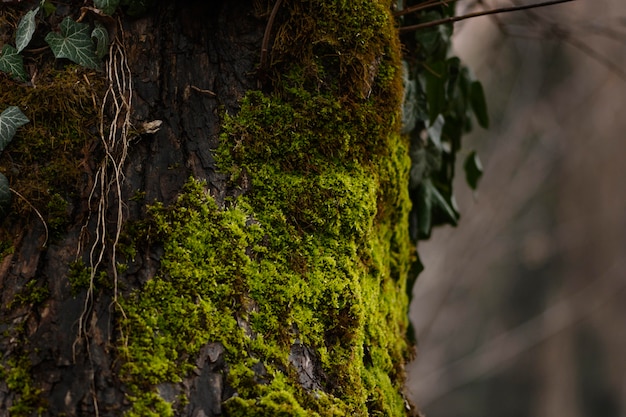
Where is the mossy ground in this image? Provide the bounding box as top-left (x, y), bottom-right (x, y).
top-left (119, 0), bottom-right (415, 416)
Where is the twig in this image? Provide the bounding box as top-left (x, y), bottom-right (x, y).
top-left (394, 0), bottom-right (458, 18)
top-left (260, 0), bottom-right (284, 70)
top-left (562, 35), bottom-right (626, 82)
top-left (10, 187), bottom-right (49, 247)
top-left (503, 0), bottom-right (626, 82)
top-left (399, 0), bottom-right (575, 33)
top-left (190, 85), bottom-right (217, 97)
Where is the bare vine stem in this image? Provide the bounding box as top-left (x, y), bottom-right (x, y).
top-left (399, 0), bottom-right (575, 33)
top-left (9, 187), bottom-right (48, 247)
top-left (260, 0), bottom-right (284, 71)
top-left (74, 31), bottom-right (132, 358)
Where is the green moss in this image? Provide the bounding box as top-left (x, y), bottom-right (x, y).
top-left (7, 278), bottom-right (50, 309)
top-left (119, 0), bottom-right (413, 415)
top-left (224, 391), bottom-right (309, 417)
top-left (0, 62), bottom-right (103, 236)
top-left (0, 355), bottom-right (44, 416)
top-left (0, 239), bottom-right (14, 260)
top-left (68, 260), bottom-right (92, 296)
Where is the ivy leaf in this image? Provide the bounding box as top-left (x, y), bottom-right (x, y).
top-left (415, 180), bottom-right (432, 240)
top-left (423, 60), bottom-right (447, 124)
top-left (0, 45), bottom-right (28, 82)
top-left (0, 173), bottom-right (11, 221)
top-left (470, 80), bottom-right (489, 129)
top-left (0, 106), bottom-right (30, 153)
top-left (426, 114), bottom-right (445, 151)
top-left (16, 7), bottom-right (39, 53)
top-left (94, 0), bottom-right (120, 16)
top-left (41, 0), bottom-right (56, 17)
top-left (429, 180), bottom-right (459, 226)
top-left (120, 0), bottom-right (154, 16)
top-left (45, 17), bottom-right (100, 69)
top-left (91, 24), bottom-right (110, 59)
top-left (464, 151), bottom-right (483, 190)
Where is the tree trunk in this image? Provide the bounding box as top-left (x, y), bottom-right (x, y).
top-left (1, 1), bottom-right (414, 416)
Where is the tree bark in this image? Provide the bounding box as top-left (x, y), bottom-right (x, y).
top-left (1, 1), bottom-right (414, 416)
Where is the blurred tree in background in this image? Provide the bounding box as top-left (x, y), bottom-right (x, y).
top-left (407, 1), bottom-right (626, 416)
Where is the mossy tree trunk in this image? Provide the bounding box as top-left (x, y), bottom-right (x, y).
top-left (1, 1), bottom-right (415, 416)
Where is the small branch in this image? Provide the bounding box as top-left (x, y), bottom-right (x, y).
top-left (10, 188), bottom-right (49, 247)
top-left (260, 0), bottom-right (284, 71)
top-left (562, 35), bottom-right (626, 82)
top-left (399, 0), bottom-right (576, 33)
top-left (394, 0), bottom-right (458, 18)
top-left (190, 85), bottom-right (217, 97)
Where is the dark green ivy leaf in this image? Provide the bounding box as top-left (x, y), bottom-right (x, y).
top-left (416, 180), bottom-right (433, 239)
top-left (423, 60), bottom-right (447, 124)
top-left (0, 106), bottom-right (30, 153)
top-left (0, 45), bottom-right (28, 82)
top-left (120, 0), bottom-right (154, 16)
top-left (426, 114), bottom-right (445, 151)
top-left (41, 0), bottom-right (56, 17)
top-left (464, 151), bottom-right (483, 190)
top-left (0, 173), bottom-right (11, 221)
top-left (428, 179), bottom-right (459, 226)
top-left (94, 0), bottom-right (120, 15)
top-left (45, 17), bottom-right (100, 69)
top-left (91, 24), bottom-right (110, 59)
top-left (470, 80), bottom-right (489, 129)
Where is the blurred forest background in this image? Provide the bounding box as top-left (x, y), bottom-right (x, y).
top-left (406, 1), bottom-right (626, 416)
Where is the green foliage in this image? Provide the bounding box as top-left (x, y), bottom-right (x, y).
top-left (94, 0), bottom-right (121, 16)
top-left (45, 17), bottom-right (100, 69)
top-left (0, 63), bottom-right (103, 233)
top-left (0, 106), bottom-right (29, 152)
top-left (120, 0), bottom-right (155, 16)
top-left (401, 1), bottom-right (489, 239)
top-left (15, 7), bottom-right (38, 53)
top-left (464, 150), bottom-right (483, 190)
top-left (8, 278), bottom-right (50, 309)
top-left (0, 45), bottom-right (28, 82)
top-left (0, 0), bottom-right (155, 90)
top-left (41, 1), bottom-right (56, 17)
top-left (0, 238), bottom-right (13, 260)
top-left (92, 24), bottom-right (110, 59)
top-left (0, 106), bottom-right (29, 220)
top-left (0, 356), bottom-right (43, 416)
top-left (67, 260), bottom-right (90, 294)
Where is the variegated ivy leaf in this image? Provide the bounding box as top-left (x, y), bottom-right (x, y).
top-left (94, 0), bottom-right (120, 16)
top-left (0, 172), bottom-right (11, 221)
top-left (0, 106), bottom-right (30, 153)
top-left (16, 7), bottom-right (39, 53)
top-left (91, 24), bottom-right (110, 59)
top-left (0, 45), bottom-right (28, 82)
top-left (45, 17), bottom-right (100, 69)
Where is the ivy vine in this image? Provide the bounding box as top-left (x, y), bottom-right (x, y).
top-left (398, 1), bottom-right (487, 242)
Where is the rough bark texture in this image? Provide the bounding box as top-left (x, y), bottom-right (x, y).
top-left (1, 1), bottom-right (413, 416)
top-left (1, 2), bottom-right (264, 415)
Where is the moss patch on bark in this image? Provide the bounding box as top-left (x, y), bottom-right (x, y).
top-left (119, 0), bottom-right (415, 415)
